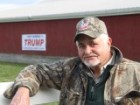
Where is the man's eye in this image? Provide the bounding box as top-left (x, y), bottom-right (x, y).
top-left (90, 42), bottom-right (95, 46)
top-left (78, 44), bottom-right (85, 48)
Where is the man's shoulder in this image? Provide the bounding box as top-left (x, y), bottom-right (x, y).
top-left (118, 58), bottom-right (140, 70)
top-left (121, 58), bottom-right (140, 65)
top-left (63, 57), bottom-right (81, 66)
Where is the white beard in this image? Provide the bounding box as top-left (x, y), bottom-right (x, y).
top-left (83, 59), bottom-right (100, 68)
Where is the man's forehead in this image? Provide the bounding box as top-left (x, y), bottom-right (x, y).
top-left (76, 34), bottom-right (96, 42)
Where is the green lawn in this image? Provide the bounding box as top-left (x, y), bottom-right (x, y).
top-left (0, 61), bottom-right (58, 105)
top-left (0, 61), bottom-right (27, 82)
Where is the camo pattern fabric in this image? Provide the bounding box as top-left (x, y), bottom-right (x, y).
top-left (4, 46), bottom-right (140, 105)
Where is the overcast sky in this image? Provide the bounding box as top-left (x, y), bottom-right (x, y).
top-left (0, 0), bottom-right (42, 11)
top-left (0, 0), bottom-right (38, 4)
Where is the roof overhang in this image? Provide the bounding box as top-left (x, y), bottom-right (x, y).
top-left (0, 0), bottom-right (140, 22)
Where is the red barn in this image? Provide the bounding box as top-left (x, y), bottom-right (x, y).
top-left (0, 0), bottom-right (140, 63)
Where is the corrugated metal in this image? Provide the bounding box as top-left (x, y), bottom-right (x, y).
top-left (0, 14), bottom-right (139, 61)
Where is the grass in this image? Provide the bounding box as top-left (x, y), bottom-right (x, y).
top-left (0, 61), bottom-right (27, 82)
top-left (0, 61), bottom-right (58, 105)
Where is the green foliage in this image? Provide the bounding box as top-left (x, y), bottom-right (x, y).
top-left (0, 61), bottom-right (59, 105)
top-left (0, 61), bottom-right (27, 82)
top-left (42, 102), bottom-right (58, 105)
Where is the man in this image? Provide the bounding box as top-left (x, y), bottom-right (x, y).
top-left (4, 16), bottom-right (140, 105)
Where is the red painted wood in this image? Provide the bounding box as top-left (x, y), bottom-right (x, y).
top-left (0, 14), bottom-right (139, 61)
top-left (100, 14), bottom-right (140, 61)
top-left (0, 19), bottom-right (79, 56)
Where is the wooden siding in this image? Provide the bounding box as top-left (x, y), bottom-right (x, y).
top-left (0, 14), bottom-right (139, 61)
top-left (101, 14), bottom-right (140, 61)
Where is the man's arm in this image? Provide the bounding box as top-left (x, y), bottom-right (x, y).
top-left (4, 60), bottom-right (65, 99)
top-left (10, 87), bottom-right (30, 105)
top-left (4, 58), bottom-right (76, 102)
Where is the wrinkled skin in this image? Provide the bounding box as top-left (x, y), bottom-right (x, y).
top-left (10, 87), bottom-right (30, 105)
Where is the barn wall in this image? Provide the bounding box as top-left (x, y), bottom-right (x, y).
top-left (101, 14), bottom-right (140, 61)
top-left (0, 19), bottom-right (79, 56)
top-left (0, 14), bottom-right (139, 61)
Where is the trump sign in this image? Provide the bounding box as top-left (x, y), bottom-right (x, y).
top-left (22, 34), bottom-right (46, 51)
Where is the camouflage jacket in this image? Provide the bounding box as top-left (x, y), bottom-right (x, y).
top-left (4, 46), bottom-right (140, 105)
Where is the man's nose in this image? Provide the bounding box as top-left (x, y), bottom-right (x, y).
top-left (84, 45), bottom-right (92, 54)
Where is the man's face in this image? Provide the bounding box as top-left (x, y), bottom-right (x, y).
top-left (76, 34), bottom-right (112, 68)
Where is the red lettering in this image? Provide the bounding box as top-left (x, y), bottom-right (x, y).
top-left (24, 39), bottom-right (28, 46)
top-left (35, 39), bottom-right (41, 46)
top-left (25, 39), bottom-right (44, 46)
top-left (28, 39), bottom-right (32, 46)
top-left (40, 39), bottom-right (44, 45)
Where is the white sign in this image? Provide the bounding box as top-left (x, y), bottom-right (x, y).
top-left (22, 34), bottom-right (46, 51)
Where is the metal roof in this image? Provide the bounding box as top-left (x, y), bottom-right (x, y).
top-left (0, 0), bottom-right (140, 22)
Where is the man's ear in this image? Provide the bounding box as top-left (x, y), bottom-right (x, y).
top-left (108, 37), bottom-right (112, 46)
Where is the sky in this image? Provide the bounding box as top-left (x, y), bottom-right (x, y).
top-left (0, 0), bottom-right (42, 11)
top-left (0, 0), bottom-right (38, 4)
